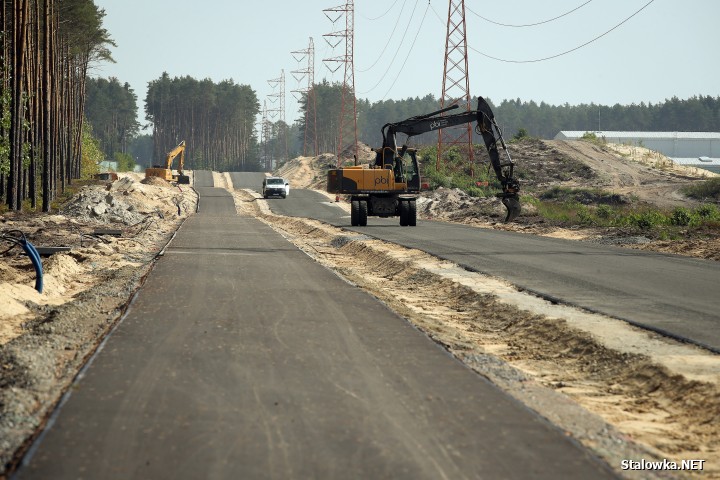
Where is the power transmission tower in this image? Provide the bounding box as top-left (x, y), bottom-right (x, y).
top-left (260, 100), bottom-right (272, 171)
top-left (291, 37), bottom-right (318, 157)
top-left (323, 0), bottom-right (357, 166)
top-left (267, 70), bottom-right (288, 167)
top-left (438, 0), bottom-right (474, 174)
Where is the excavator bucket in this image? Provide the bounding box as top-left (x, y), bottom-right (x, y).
top-left (502, 195), bottom-right (522, 223)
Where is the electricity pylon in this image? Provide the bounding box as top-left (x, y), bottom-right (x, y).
top-left (438, 0), bottom-right (474, 174)
top-left (291, 37), bottom-right (318, 157)
top-left (323, 0), bottom-right (357, 166)
top-left (267, 70), bottom-right (288, 166)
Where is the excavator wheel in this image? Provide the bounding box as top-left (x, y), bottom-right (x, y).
top-left (399, 200), bottom-right (409, 226)
top-left (351, 200), bottom-right (359, 226)
top-left (408, 200), bottom-right (417, 226)
top-left (359, 200), bottom-right (368, 226)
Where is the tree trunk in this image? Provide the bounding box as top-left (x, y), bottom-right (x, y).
top-left (9, 0), bottom-right (29, 210)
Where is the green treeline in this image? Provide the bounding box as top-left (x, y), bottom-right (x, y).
top-left (88, 76), bottom-right (719, 179)
top-left (145, 73), bottom-right (260, 172)
top-left (84, 77), bottom-right (139, 158)
top-left (294, 84), bottom-right (720, 154)
top-left (491, 95), bottom-right (720, 139)
top-left (1, 0), bottom-right (114, 212)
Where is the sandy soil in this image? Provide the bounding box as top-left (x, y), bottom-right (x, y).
top-left (550, 140), bottom-right (714, 209)
top-left (1, 141), bottom-right (718, 478)
top-left (0, 172), bottom-right (197, 476)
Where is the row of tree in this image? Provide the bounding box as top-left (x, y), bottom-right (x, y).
top-left (145, 73), bottom-right (260, 172)
top-left (84, 77), bottom-right (719, 176)
top-left (291, 86), bottom-right (720, 155)
top-left (1, 0), bottom-right (113, 212)
top-left (84, 76), bottom-right (139, 158)
top-left (492, 95), bottom-right (720, 139)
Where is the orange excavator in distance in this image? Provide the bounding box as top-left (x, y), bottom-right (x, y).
top-left (327, 96), bottom-right (521, 226)
top-left (145, 140), bottom-right (190, 184)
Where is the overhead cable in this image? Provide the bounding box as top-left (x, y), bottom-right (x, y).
top-left (357, 0), bottom-right (410, 73)
top-left (429, 0), bottom-right (656, 64)
top-left (358, 0), bottom-right (421, 94)
top-left (359, 0), bottom-right (401, 21)
top-left (466, 0), bottom-right (593, 28)
top-left (380, 1), bottom-right (431, 101)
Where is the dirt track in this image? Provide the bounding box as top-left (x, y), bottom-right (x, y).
top-left (551, 140), bottom-right (709, 208)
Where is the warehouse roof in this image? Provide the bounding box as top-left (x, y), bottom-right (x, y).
top-left (556, 131), bottom-right (720, 140)
top-left (672, 157), bottom-right (720, 166)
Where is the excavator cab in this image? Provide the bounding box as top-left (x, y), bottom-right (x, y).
top-left (396, 148), bottom-right (420, 192)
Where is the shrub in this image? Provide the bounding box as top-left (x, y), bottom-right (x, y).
top-left (670, 207), bottom-right (694, 226)
top-left (577, 205), bottom-right (594, 224)
top-left (596, 204), bottom-right (614, 220)
top-left (628, 210), bottom-right (666, 230)
top-left (539, 186), bottom-right (627, 205)
top-left (682, 178), bottom-right (720, 201)
top-left (696, 203), bottom-right (719, 219)
top-left (512, 128), bottom-right (529, 141)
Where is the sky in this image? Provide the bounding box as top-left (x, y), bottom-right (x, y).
top-left (91, 0), bottom-right (720, 132)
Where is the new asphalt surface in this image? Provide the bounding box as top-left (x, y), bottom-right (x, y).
top-left (254, 184), bottom-right (720, 353)
top-left (15, 172), bottom-right (615, 479)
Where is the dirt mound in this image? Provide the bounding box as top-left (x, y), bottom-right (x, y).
top-left (416, 187), bottom-right (506, 221)
top-left (275, 154), bottom-right (336, 190)
top-left (486, 137), bottom-right (597, 189)
top-left (0, 173), bottom-right (198, 475)
top-left (339, 141), bottom-right (375, 163)
top-left (548, 139), bottom-right (711, 208)
top-left (141, 175), bottom-right (174, 188)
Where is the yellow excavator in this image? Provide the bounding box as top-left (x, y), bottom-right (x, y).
top-left (145, 140), bottom-right (190, 184)
top-left (327, 97), bottom-right (520, 226)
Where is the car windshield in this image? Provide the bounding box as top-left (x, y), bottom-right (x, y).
top-left (267, 178), bottom-right (284, 185)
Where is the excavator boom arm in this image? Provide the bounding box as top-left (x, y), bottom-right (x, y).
top-left (165, 141), bottom-right (186, 173)
top-left (382, 97), bottom-right (521, 222)
top-left (384, 111), bottom-right (478, 139)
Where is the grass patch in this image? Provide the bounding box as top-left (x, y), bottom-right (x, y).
top-left (420, 146), bottom-right (500, 197)
top-left (530, 188), bottom-right (720, 236)
top-left (682, 177), bottom-right (720, 202)
top-left (539, 186), bottom-right (628, 205)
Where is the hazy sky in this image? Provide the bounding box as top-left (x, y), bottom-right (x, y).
top-left (91, 0), bottom-right (719, 129)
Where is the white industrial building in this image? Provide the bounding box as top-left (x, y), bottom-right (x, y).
top-left (554, 131), bottom-right (720, 173)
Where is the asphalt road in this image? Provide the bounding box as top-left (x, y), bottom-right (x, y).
top-left (251, 184), bottom-right (720, 353)
top-left (15, 173), bottom-right (615, 479)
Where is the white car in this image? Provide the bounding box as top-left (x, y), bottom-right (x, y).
top-left (262, 177), bottom-right (289, 198)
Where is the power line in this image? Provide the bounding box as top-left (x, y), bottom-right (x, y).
top-left (358, 0), bottom-right (401, 21)
top-left (357, 0), bottom-right (421, 95)
top-left (471, 0), bottom-right (655, 63)
top-left (357, 0), bottom-right (410, 73)
top-left (323, 1), bottom-right (358, 164)
top-left (429, 0), bottom-right (656, 64)
top-left (438, 0), bottom-right (474, 169)
top-left (380, 1), bottom-right (430, 101)
top-left (466, 0), bottom-right (593, 28)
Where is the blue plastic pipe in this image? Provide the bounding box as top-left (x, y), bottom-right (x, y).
top-left (21, 239), bottom-right (43, 293)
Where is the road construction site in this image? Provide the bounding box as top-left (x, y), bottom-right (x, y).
top-left (1, 141), bottom-right (719, 478)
